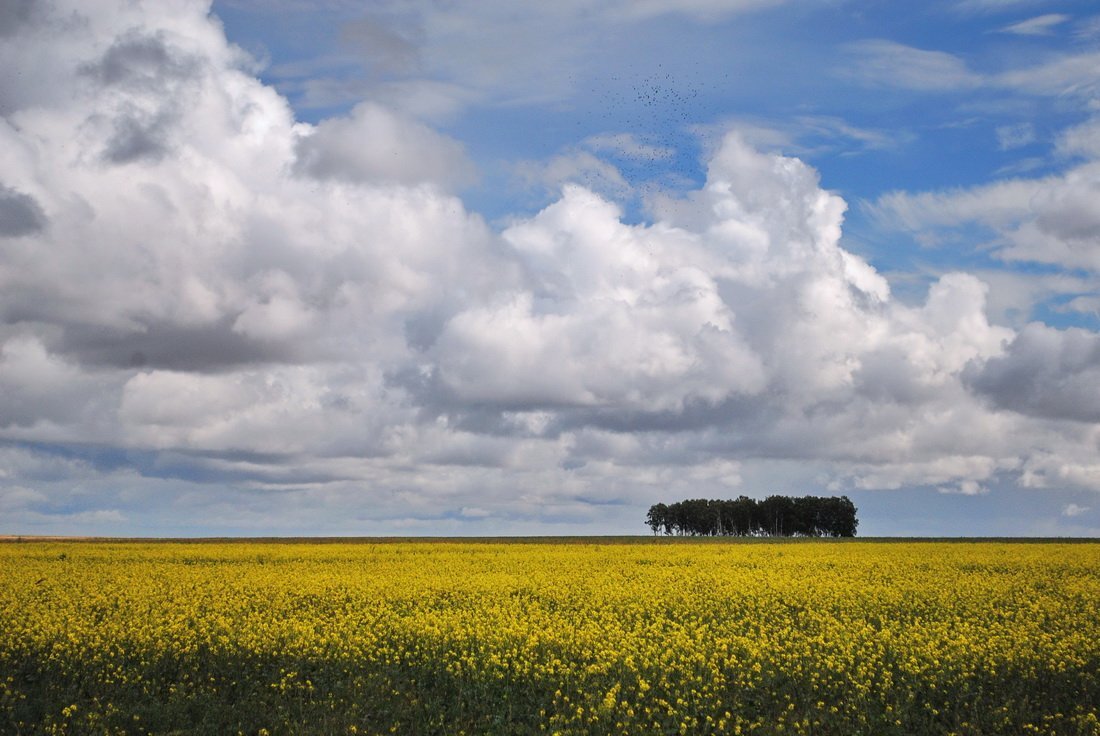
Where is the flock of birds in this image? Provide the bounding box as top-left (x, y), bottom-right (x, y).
top-left (567, 65), bottom-right (719, 202)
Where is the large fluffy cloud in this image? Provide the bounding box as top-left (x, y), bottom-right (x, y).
top-left (2, 0), bottom-right (1099, 535)
top-left (966, 323), bottom-right (1100, 423)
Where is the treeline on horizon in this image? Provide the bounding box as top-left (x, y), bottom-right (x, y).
top-left (646, 495), bottom-right (858, 537)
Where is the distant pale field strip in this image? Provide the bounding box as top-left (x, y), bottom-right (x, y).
top-left (1, 541), bottom-right (1097, 735)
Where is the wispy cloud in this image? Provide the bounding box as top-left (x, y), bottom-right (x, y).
top-left (842, 40), bottom-right (983, 91)
top-left (995, 13), bottom-right (1069, 36)
top-left (1074, 15), bottom-right (1100, 40)
top-left (582, 133), bottom-right (675, 162)
top-left (952, 0), bottom-right (1048, 15)
top-left (514, 150), bottom-right (631, 200)
top-left (1063, 502), bottom-right (1091, 517)
top-left (996, 50), bottom-right (1100, 98)
top-left (938, 480), bottom-right (989, 495)
top-left (703, 115), bottom-right (904, 159)
top-left (995, 122), bottom-right (1035, 150)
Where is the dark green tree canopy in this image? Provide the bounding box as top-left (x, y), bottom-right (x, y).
top-left (646, 495), bottom-right (857, 537)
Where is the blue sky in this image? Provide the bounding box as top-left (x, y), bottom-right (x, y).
top-left (1, 0), bottom-right (1099, 537)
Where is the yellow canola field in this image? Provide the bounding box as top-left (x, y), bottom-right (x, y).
top-left (1, 540), bottom-right (1098, 735)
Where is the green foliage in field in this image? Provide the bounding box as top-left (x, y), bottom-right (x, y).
top-left (1, 540), bottom-right (1098, 735)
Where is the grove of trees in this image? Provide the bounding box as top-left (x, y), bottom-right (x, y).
top-left (645, 495), bottom-right (858, 537)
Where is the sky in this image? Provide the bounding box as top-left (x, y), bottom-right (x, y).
top-left (1, 0), bottom-right (1099, 537)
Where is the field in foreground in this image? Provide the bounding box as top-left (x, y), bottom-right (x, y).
top-left (1, 540), bottom-right (1097, 735)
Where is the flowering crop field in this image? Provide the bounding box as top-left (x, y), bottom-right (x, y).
top-left (1, 540), bottom-right (1098, 735)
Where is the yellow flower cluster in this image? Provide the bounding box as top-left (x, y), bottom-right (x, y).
top-left (1, 540), bottom-right (1097, 735)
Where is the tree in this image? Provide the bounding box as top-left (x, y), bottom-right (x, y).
top-left (645, 495), bottom-right (858, 537)
top-left (646, 503), bottom-right (668, 536)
